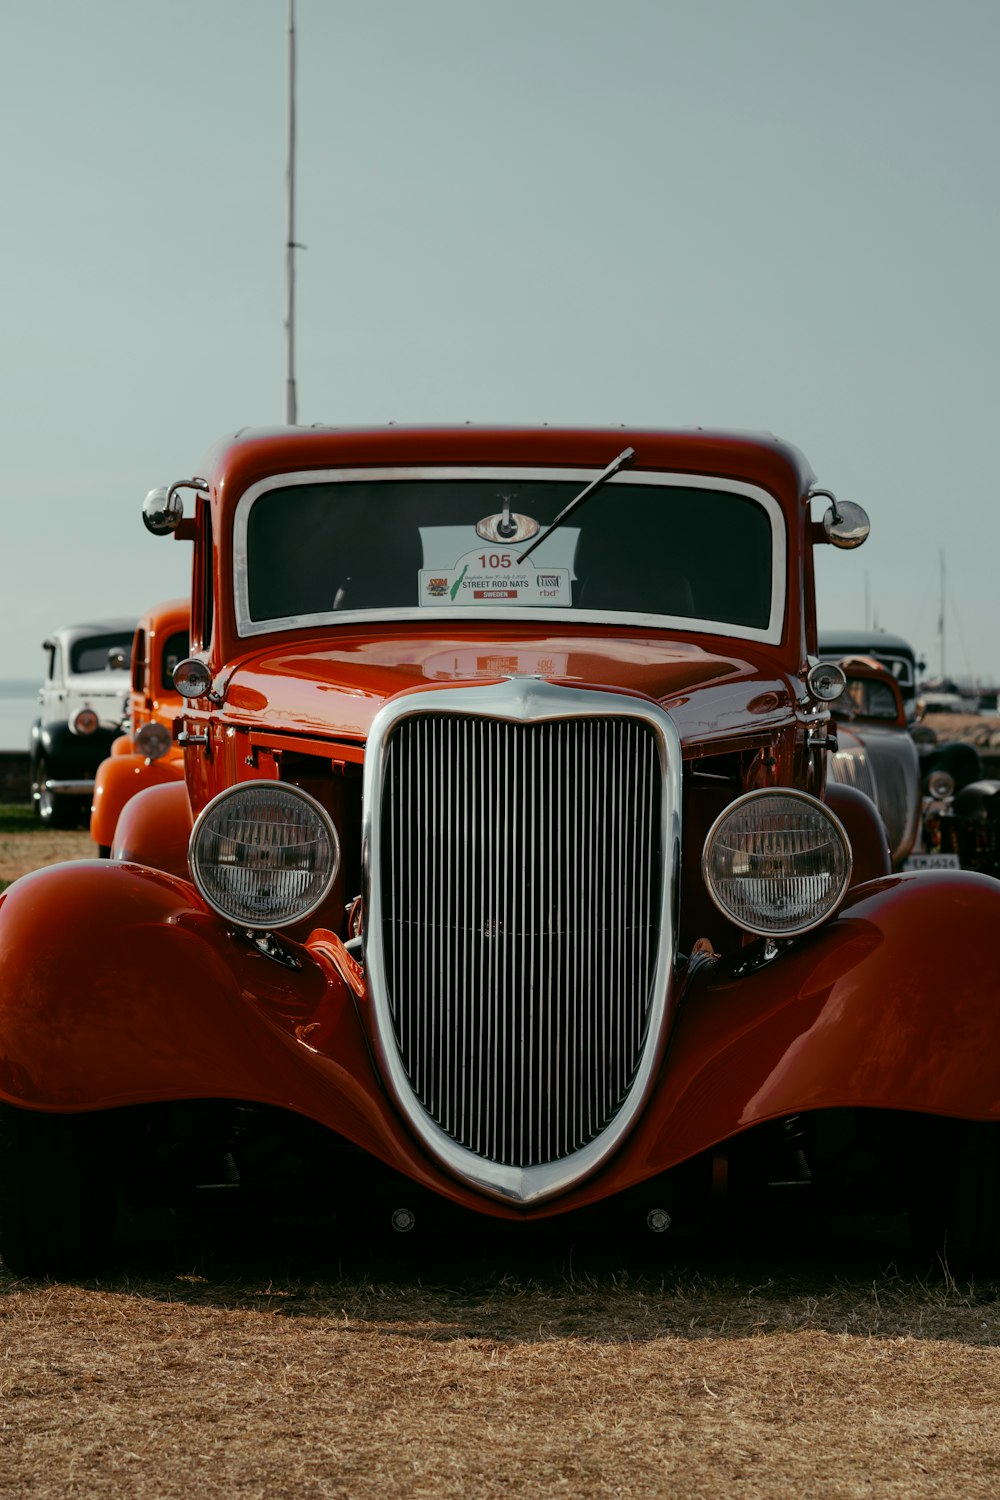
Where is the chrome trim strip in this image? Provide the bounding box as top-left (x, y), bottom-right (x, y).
top-left (43, 779), bottom-right (96, 794)
top-left (232, 466), bottom-right (787, 645)
top-left (362, 677), bottom-right (682, 1206)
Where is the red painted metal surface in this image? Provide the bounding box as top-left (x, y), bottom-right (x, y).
top-left (90, 598), bottom-right (190, 849)
top-left (111, 780), bottom-right (193, 881)
top-left (91, 753), bottom-right (184, 851)
top-left (1, 861), bottom-right (997, 1220)
top-left (5, 425), bottom-right (1000, 1228)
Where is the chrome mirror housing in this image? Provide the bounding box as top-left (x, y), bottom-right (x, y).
top-left (143, 477), bottom-right (209, 535)
top-left (142, 486), bottom-right (184, 535)
top-left (811, 488), bottom-right (871, 549)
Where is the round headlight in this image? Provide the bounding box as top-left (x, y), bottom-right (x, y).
top-left (806, 661), bottom-right (847, 703)
top-left (703, 788), bottom-right (852, 937)
top-left (134, 720), bottom-right (172, 761)
top-left (189, 781), bottom-right (340, 928)
top-left (71, 707), bottom-right (99, 737)
top-left (926, 769), bottom-right (955, 801)
top-left (173, 658), bottom-right (212, 699)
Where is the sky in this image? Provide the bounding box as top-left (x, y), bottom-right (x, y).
top-left (1, 0), bottom-right (997, 684)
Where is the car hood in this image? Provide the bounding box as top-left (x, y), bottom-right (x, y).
top-left (220, 629), bottom-right (797, 754)
top-left (65, 670), bottom-right (129, 695)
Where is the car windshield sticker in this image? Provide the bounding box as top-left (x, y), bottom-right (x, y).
top-left (417, 526), bottom-right (577, 607)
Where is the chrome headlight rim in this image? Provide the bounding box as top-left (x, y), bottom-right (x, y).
top-left (189, 779), bottom-right (341, 930)
top-left (702, 786), bottom-right (853, 939)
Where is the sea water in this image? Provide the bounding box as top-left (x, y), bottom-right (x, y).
top-left (0, 681), bottom-right (40, 752)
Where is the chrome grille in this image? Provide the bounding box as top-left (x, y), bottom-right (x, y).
top-left (828, 746), bottom-right (878, 806)
top-left (379, 713), bottom-right (662, 1170)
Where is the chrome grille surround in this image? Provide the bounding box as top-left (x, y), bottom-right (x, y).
top-left (828, 745), bottom-right (878, 807)
top-left (362, 678), bottom-right (681, 1206)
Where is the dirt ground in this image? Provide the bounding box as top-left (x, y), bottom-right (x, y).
top-left (1, 823), bottom-right (998, 1497)
top-left (0, 826), bottom-right (93, 886)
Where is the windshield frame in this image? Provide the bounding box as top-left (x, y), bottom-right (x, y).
top-left (232, 466), bottom-right (788, 645)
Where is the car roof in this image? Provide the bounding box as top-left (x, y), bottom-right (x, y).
top-left (46, 619), bottom-right (138, 646)
top-left (819, 630), bottom-right (916, 654)
top-left (201, 424), bottom-right (817, 512)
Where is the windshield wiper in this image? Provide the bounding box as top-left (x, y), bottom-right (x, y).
top-left (517, 447), bottom-right (635, 563)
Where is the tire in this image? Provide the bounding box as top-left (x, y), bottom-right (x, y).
top-left (908, 1118), bottom-right (1000, 1278)
top-left (34, 760), bottom-right (77, 830)
top-left (0, 1104), bottom-right (117, 1277)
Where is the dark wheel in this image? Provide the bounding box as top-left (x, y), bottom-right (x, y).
top-left (34, 761), bottom-right (77, 830)
top-left (909, 1118), bottom-right (1000, 1278)
top-left (0, 1104), bottom-right (117, 1277)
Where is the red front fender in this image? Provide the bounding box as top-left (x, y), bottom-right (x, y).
top-left (91, 752), bottom-right (184, 850)
top-left (110, 778), bottom-right (193, 880)
top-left (0, 860), bottom-right (433, 1183)
top-left (2, 861), bottom-right (999, 1221)
top-left (622, 870), bottom-right (1000, 1183)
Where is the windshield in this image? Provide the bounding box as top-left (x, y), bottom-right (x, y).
top-left (70, 633), bottom-right (134, 674)
top-left (160, 630), bottom-right (190, 690)
top-left (840, 676), bottom-right (901, 721)
top-left (235, 470), bottom-right (785, 642)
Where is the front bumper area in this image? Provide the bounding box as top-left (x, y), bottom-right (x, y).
top-left (2, 861), bottom-right (1000, 1222)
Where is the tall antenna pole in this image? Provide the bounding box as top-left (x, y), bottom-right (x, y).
top-left (938, 548), bottom-right (946, 680)
top-left (284, 0), bottom-right (298, 425)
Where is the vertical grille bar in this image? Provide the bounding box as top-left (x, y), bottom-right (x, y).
top-left (380, 712), bottom-right (662, 1170)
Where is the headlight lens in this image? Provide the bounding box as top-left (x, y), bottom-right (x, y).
top-left (189, 781), bottom-right (340, 928)
top-left (173, 658), bottom-right (212, 699)
top-left (134, 720), bottom-right (172, 761)
top-left (703, 789), bottom-right (852, 936)
top-left (71, 707), bottom-right (99, 736)
top-left (926, 769), bottom-right (954, 801)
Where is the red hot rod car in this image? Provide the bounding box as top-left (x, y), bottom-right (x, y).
top-left (1, 425), bottom-right (999, 1276)
top-left (90, 597), bottom-right (190, 857)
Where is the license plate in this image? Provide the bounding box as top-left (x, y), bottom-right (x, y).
top-left (904, 852), bottom-right (961, 871)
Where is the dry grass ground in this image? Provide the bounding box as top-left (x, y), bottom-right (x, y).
top-left (0, 811), bottom-right (998, 1497)
top-left (0, 806), bottom-right (92, 889)
top-left (2, 1227), bottom-right (999, 1500)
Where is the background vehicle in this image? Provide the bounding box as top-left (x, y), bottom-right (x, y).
top-left (2, 427), bottom-right (999, 1281)
top-left (826, 653), bottom-right (1000, 876)
top-left (825, 657), bottom-right (922, 868)
top-left (28, 619), bottom-right (135, 828)
top-left (818, 629), bottom-right (923, 720)
top-left (90, 599), bottom-right (189, 856)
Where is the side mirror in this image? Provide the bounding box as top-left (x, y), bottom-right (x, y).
top-left (143, 477), bottom-right (209, 535)
top-left (107, 648), bottom-right (129, 671)
top-left (142, 486), bottom-right (183, 535)
top-left (811, 489), bottom-right (871, 549)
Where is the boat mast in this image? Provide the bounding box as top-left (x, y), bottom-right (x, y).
top-left (284, 0), bottom-right (298, 425)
